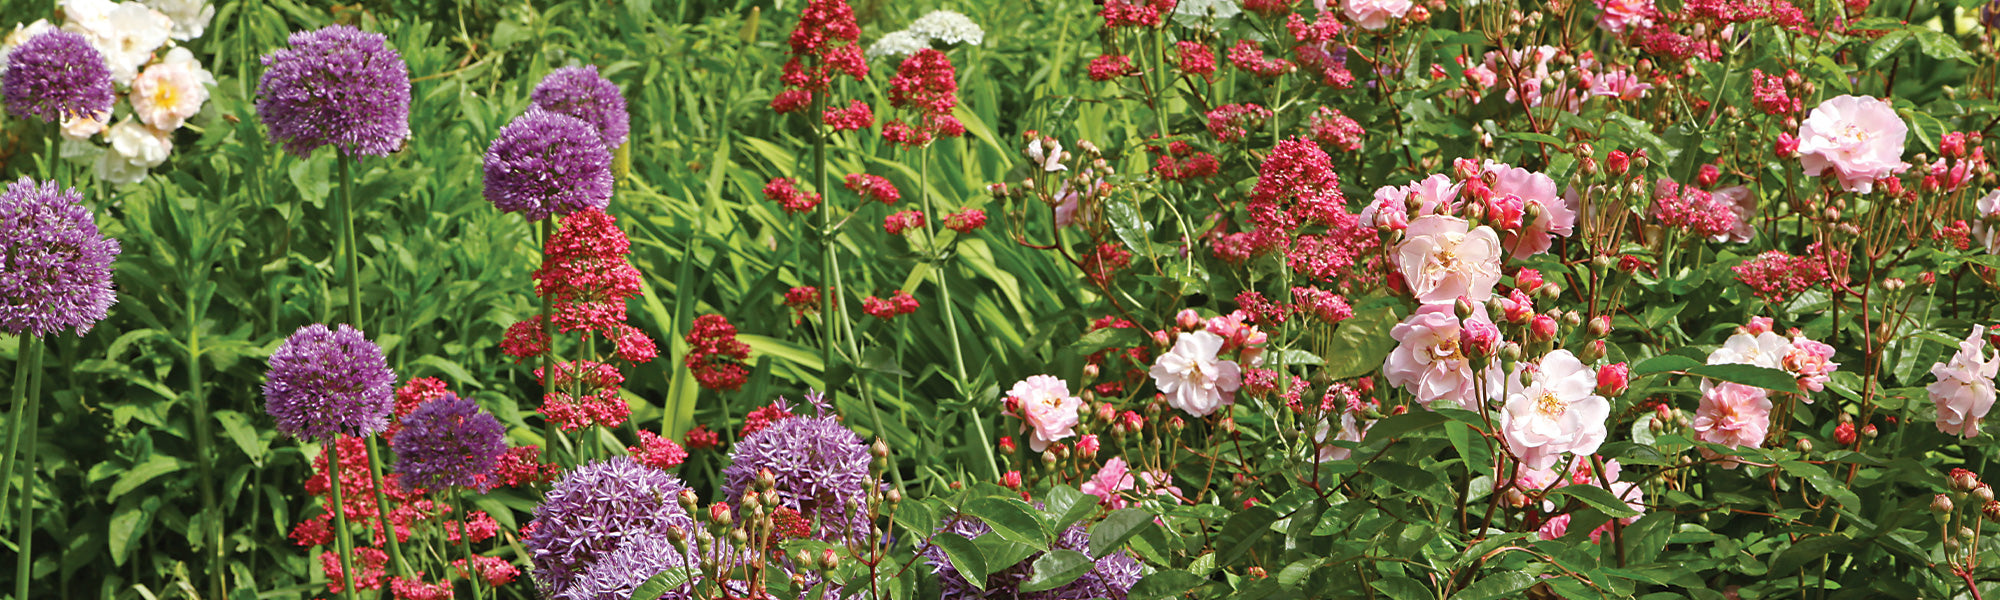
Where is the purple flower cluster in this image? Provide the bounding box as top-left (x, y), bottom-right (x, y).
top-left (0, 177), bottom-right (121, 337)
top-left (482, 109), bottom-right (614, 221)
top-left (557, 534), bottom-right (690, 600)
top-left (532, 65), bottom-right (630, 149)
top-left (261, 323), bottom-right (396, 442)
top-left (719, 398), bottom-right (874, 542)
top-left (525, 457), bottom-right (696, 597)
top-left (1, 30), bottom-right (113, 123)
top-left (255, 25), bottom-right (412, 158)
top-left (389, 394), bottom-right (506, 490)
top-left (924, 513), bottom-right (1143, 599)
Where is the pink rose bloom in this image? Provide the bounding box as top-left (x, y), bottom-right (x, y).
top-left (1315, 410), bottom-right (1370, 462)
top-left (1796, 95), bottom-right (1911, 194)
top-left (1361, 174), bottom-right (1461, 230)
top-left (129, 49), bottom-right (212, 131)
top-left (1692, 381), bottom-right (1773, 468)
top-left (1783, 337), bottom-right (1838, 395)
top-left (1396, 215), bottom-right (1503, 305)
top-left (1593, 0), bottom-right (1655, 35)
top-left (1009, 375), bottom-right (1083, 452)
top-left (1538, 514), bottom-right (1571, 541)
top-left (1707, 330), bottom-right (1789, 370)
top-left (1204, 311), bottom-right (1268, 366)
top-left (1587, 69), bottom-right (1652, 101)
top-left (1498, 350), bottom-right (1611, 470)
top-left (1929, 326), bottom-right (2000, 438)
top-left (1975, 190), bottom-right (2000, 253)
top-left (1483, 160), bottom-right (1573, 258)
top-left (1708, 186), bottom-right (1757, 243)
top-left (1343, 0), bottom-right (1413, 30)
top-left (1150, 331), bottom-right (1243, 417)
top-left (1384, 304), bottom-right (1494, 411)
top-left (1082, 457), bottom-right (1137, 508)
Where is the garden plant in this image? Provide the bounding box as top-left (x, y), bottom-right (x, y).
top-left (6, 0), bottom-right (2000, 598)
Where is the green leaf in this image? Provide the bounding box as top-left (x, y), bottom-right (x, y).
top-left (1042, 485), bottom-right (1099, 534)
top-left (1018, 549), bottom-right (1095, 593)
top-left (931, 533), bottom-right (987, 590)
top-left (1322, 303), bottom-right (1400, 379)
top-left (628, 568), bottom-right (691, 600)
top-left (1213, 506), bottom-right (1278, 567)
top-left (1865, 29), bottom-right (1913, 67)
top-left (1089, 508), bottom-right (1156, 559)
top-left (1130, 570), bottom-right (1208, 600)
top-left (212, 410), bottom-right (268, 468)
top-left (1074, 327), bottom-right (1146, 356)
top-left (1449, 571), bottom-right (1535, 600)
top-left (1632, 354), bottom-right (1701, 376)
top-left (1361, 411), bottom-right (1447, 444)
top-left (965, 497), bottom-right (1050, 550)
top-left (1768, 534), bottom-right (1852, 576)
top-left (1106, 200), bottom-right (1157, 258)
top-left (1686, 364), bottom-right (1799, 393)
top-left (1553, 484), bottom-right (1642, 519)
top-left (109, 455), bottom-right (185, 502)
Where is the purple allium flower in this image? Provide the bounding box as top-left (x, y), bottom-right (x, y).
top-left (390, 394), bottom-right (506, 490)
top-left (0, 177), bottom-right (120, 337)
top-left (525, 457), bottom-right (696, 596)
top-left (1, 30), bottom-right (113, 123)
top-left (556, 533), bottom-right (691, 600)
top-left (255, 25), bottom-right (412, 158)
top-left (482, 108), bottom-right (615, 221)
top-left (532, 65), bottom-right (630, 149)
top-left (720, 400), bottom-right (874, 542)
top-left (923, 513), bottom-right (1142, 599)
top-left (262, 323), bottom-right (396, 442)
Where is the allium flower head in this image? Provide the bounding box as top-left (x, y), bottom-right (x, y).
top-left (483, 109), bottom-right (615, 221)
top-left (525, 457), bottom-right (697, 596)
top-left (262, 323), bottom-right (397, 442)
top-left (0, 177), bottom-right (121, 337)
top-left (721, 400), bottom-right (874, 542)
top-left (532, 65), bottom-right (630, 149)
top-left (256, 25), bottom-right (412, 158)
top-left (391, 394), bottom-right (507, 490)
top-left (1796, 95), bottom-right (1910, 193)
top-left (2, 30), bottom-right (114, 123)
top-left (557, 533), bottom-right (691, 600)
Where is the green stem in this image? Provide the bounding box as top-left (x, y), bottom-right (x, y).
top-left (362, 437), bottom-right (410, 577)
top-left (457, 490), bottom-right (483, 600)
top-left (338, 154), bottom-right (361, 329)
top-left (323, 439), bottom-right (360, 600)
top-left (539, 218), bottom-right (562, 463)
top-left (815, 113), bottom-right (841, 391)
top-left (916, 149), bottom-right (994, 480)
top-left (0, 335), bottom-right (43, 525)
top-left (10, 335), bottom-right (43, 600)
top-left (188, 294), bottom-right (226, 600)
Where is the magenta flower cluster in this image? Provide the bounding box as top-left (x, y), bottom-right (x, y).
top-left (0, 178), bottom-right (122, 337)
top-left (1, 30), bottom-right (113, 123)
top-left (255, 25), bottom-right (412, 158)
top-left (261, 323), bottom-right (396, 442)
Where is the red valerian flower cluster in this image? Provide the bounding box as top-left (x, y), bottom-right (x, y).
top-left (944, 208), bottom-right (988, 233)
top-left (843, 173), bottom-right (901, 204)
top-left (773, 0), bottom-right (867, 114)
top-left (822, 99), bottom-right (873, 131)
top-left (884, 209), bottom-right (926, 235)
top-left (685, 314), bottom-right (752, 392)
top-left (764, 177), bottom-right (822, 214)
top-left (1088, 54), bottom-right (1136, 81)
top-left (783, 285), bottom-right (821, 324)
top-left (1205, 103), bottom-right (1272, 143)
top-left (862, 290), bottom-right (920, 319)
top-left (627, 430), bottom-right (688, 469)
top-left (741, 400), bottom-right (797, 437)
top-left (1175, 41), bottom-right (1217, 77)
top-left (1100, 0), bottom-right (1174, 27)
top-left (883, 49), bottom-right (965, 148)
top-left (1155, 141), bottom-right (1221, 182)
top-left (536, 360), bottom-right (629, 429)
top-left (1307, 106), bottom-right (1364, 152)
top-left (1732, 243), bottom-right (1846, 303)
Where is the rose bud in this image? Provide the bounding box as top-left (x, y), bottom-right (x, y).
top-left (1596, 363), bottom-right (1629, 397)
top-left (1834, 422), bottom-right (1856, 446)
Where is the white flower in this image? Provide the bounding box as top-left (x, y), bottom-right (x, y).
top-left (1497, 350), bottom-right (1610, 470)
top-left (907, 10), bottom-right (983, 47)
top-left (1976, 189), bottom-right (2000, 254)
top-left (96, 117), bottom-right (171, 185)
top-left (1395, 215), bottom-right (1504, 305)
top-left (64, 0), bottom-right (175, 85)
top-left (1706, 331), bottom-right (1789, 370)
top-left (1150, 331), bottom-right (1243, 417)
top-left (1172, 0), bottom-right (1242, 29)
top-left (0, 20), bottom-right (56, 78)
top-left (61, 110), bottom-right (111, 140)
top-left (1027, 138), bottom-right (1065, 172)
top-left (1930, 326), bottom-right (2000, 438)
top-left (865, 30), bottom-right (928, 60)
top-left (130, 47), bottom-right (211, 130)
top-left (1315, 410), bottom-right (1369, 462)
top-left (143, 0), bottom-right (213, 41)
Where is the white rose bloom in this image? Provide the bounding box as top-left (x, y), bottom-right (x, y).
top-left (130, 47), bottom-right (211, 130)
top-left (1497, 350), bottom-right (1610, 470)
top-left (0, 20), bottom-right (56, 77)
top-left (1975, 189), bottom-right (2000, 254)
top-left (1707, 331), bottom-right (1789, 370)
top-left (61, 110), bottom-right (112, 140)
top-left (65, 0), bottom-right (174, 85)
top-left (1149, 330), bottom-right (1243, 417)
top-left (94, 149), bottom-right (148, 185)
top-left (907, 10), bottom-right (983, 46)
top-left (866, 30), bottom-right (927, 60)
top-left (143, 0), bottom-right (213, 40)
top-left (106, 116), bottom-right (172, 168)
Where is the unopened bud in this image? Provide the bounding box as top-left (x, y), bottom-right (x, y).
top-left (1177, 309), bottom-right (1202, 330)
top-left (1978, 484), bottom-right (1995, 504)
top-left (871, 439), bottom-right (891, 459)
top-left (821, 548), bottom-right (842, 570)
top-left (710, 504), bottom-right (734, 525)
top-left (886, 488), bottom-right (902, 505)
top-left (1984, 501), bottom-right (2000, 521)
top-left (757, 468), bottom-right (779, 491)
top-left (731, 528), bottom-right (749, 544)
top-left (1587, 315), bottom-right (1612, 337)
top-left (1169, 416), bottom-right (1187, 433)
top-left (1795, 438), bottom-right (1813, 453)
top-left (1455, 297), bottom-right (1476, 319)
top-left (1957, 469), bottom-right (1984, 492)
top-left (1083, 363), bottom-right (1101, 379)
top-left (1934, 494), bottom-right (1956, 514)
top-left (1862, 424), bottom-right (1879, 439)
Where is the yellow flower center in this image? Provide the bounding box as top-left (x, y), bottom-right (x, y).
top-left (1535, 391), bottom-right (1566, 418)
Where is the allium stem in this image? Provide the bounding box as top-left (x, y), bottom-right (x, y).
top-left (814, 110), bottom-right (842, 385)
top-left (323, 439), bottom-right (360, 600)
top-left (337, 153), bottom-right (361, 329)
top-left (457, 490), bottom-right (484, 600)
top-left (186, 292), bottom-right (226, 600)
top-left (362, 436), bottom-right (410, 577)
top-left (0, 335), bottom-right (43, 525)
top-left (915, 149), bottom-right (995, 481)
top-left (9, 334), bottom-right (43, 600)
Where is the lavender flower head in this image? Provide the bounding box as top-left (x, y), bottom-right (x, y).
top-left (255, 25), bottom-right (412, 158)
top-left (262, 323), bottom-right (396, 442)
top-left (531, 65), bottom-right (630, 149)
top-left (390, 393), bottom-right (506, 490)
top-left (0, 177), bottom-right (121, 337)
top-left (924, 514), bottom-right (1142, 599)
top-left (2, 30), bottom-right (113, 123)
top-left (482, 108), bottom-right (614, 221)
top-left (720, 394), bottom-right (874, 542)
top-left (526, 456), bottom-right (697, 596)
top-left (557, 533), bottom-right (691, 600)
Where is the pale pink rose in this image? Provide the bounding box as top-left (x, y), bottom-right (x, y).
top-left (1315, 410), bottom-right (1370, 462)
top-left (1743, 317), bottom-right (1775, 335)
top-left (1483, 160), bottom-right (1573, 258)
top-left (1396, 215), bottom-right (1503, 305)
top-left (1138, 469), bottom-right (1182, 503)
top-left (1026, 138), bottom-right (1066, 172)
top-left (1538, 513), bottom-right (1571, 541)
top-left (1706, 330), bottom-right (1788, 370)
top-left (1692, 381), bottom-right (1772, 467)
top-left (1482, 46), bottom-right (1559, 105)
top-left (130, 49), bottom-right (211, 131)
top-left (1343, 0), bottom-right (1413, 30)
top-left (1797, 95), bottom-right (1911, 194)
top-left (1384, 304), bottom-right (1496, 411)
top-left (1783, 337), bottom-right (1838, 395)
top-left (1082, 457), bottom-right (1137, 508)
top-left (1929, 325), bottom-right (2000, 438)
top-left (1708, 186), bottom-right (1757, 243)
top-left (1975, 189), bottom-right (2000, 253)
top-left (1498, 350), bottom-right (1611, 470)
top-left (1361, 174), bottom-right (1461, 231)
top-left (1150, 331), bottom-right (1243, 417)
top-left (1008, 375), bottom-right (1083, 452)
top-left (1204, 311), bottom-right (1268, 366)
top-left (1587, 69), bottom-right (1652, 101)
top-left (1464, 63), bottom-right (1498, 92)
top-left (1593, 0), bottom-right (1655, 35)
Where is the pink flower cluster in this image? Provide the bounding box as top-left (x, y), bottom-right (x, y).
top-left (1100, 0), bottom-right (1174, 27)
top-left (1006, 375), bottom-right (1083, 451)
top-left (862, 290), bottom-right (920, 319)
top-left (1307, 106), bottom-right (1363, 152)
top-left (772, 0), bottom-right (867, 113)
top-left (684, 314), bottom-right (751, 392)
top-left (627, 430), bottom-right (688, 470)
top-left (1176, 41), bottom-right (1217, 77)
top-left (883, 49), bottom-right (964, 148)
top-left (1088, 54), bottom-right (1136, 81)
top-left (843, 173), bottom-right (900, 204)
top-left (883, 210), bottom-right (925, 235)
top-left (1651, 178), bottom-right (1750, 240)
top-left (1732, 245), bottom-right (1842, 303)
top-left (1205, 103), bottom-right (1272, 143)
top-left (537, 360), bottom-right (630, 429)
top-left (1154, 141), bottom-right (1221, 181)
top-left (944, 208), bottom-right (988, 233)
top-left (1227, 40), bottom-right (1293, 78)
top-left (764, 177), bottom-right (821, 214)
